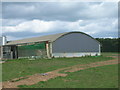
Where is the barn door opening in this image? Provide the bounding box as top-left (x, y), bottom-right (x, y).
top-left (3, 46), bottom-right (12, 59)
top-left (11, 45), bottom-right (18, 59)
top-left (2, 45), bottom-right (18, 59)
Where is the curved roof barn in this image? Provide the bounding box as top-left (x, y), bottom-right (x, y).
top-left (6, 31), bottom-right (99, 45)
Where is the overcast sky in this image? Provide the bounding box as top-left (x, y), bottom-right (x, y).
top-left (1, 1), bottom-right (118, 40)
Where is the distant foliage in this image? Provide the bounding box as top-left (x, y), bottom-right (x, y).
top-left (96, 38), bottom-right (119, 52)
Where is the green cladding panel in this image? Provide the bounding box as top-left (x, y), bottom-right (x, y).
top-left (18, 42), bottom-right (46, 50)
top-left (18, 42), bottom-right (47, 58)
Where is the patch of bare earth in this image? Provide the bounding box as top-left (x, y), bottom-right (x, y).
top-left (2, 54), bottom-right (119, 88)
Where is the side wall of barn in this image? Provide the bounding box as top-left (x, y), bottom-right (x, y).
top-left (52, 33), bottom-right (100, 57)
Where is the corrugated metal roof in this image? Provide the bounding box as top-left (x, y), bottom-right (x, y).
top-left (6, 32), bottom-right (67, 45)
top-left (6, 31), bottom-right (100, 45)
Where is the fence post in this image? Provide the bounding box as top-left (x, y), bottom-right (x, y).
top-left (46, 41), bottom-right (51, 58)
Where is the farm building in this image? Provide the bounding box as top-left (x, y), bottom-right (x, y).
top-left (0, 31), bottom-right (101, 60)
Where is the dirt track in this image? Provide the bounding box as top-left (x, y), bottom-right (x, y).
top-left (2, 55), bottom-right (119, 88)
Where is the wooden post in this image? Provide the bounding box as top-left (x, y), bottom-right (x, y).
top-left (49, 42), bottom-right (52, 57)
top-left (15, 46), bottom-right (17, 59)
top-left (11, 51), bottom-right (13, 59)
top-left (99, 44), bottom-right (101, 55)
top-left (46, 41), bottom-right (51, 58)
top-left (1, 46), bottom-right (3, 60)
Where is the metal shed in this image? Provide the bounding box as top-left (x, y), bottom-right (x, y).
top-left (0, 31), bottom-right (101, 59)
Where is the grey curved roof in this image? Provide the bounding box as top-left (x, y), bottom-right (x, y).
top-left (6, 31), bottom-right (100, 45)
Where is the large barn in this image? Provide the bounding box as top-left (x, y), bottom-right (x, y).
top-left (0, 31), bottom-right (101, 59)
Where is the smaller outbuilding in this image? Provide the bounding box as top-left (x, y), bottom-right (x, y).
top-left (0, 31), bottom-right (101, 59)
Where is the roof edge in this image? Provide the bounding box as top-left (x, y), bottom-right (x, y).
top-left (6, 31), bottom-right (100, 45)
top-left (53, 31), bottom-right (100, 44)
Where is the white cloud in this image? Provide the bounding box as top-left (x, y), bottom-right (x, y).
top-left (2, 19), bottom-right (26, 26)
top-left (2, 18), bottom-right (117, 37)
top-left (2, 20), bottom-right (80, 33)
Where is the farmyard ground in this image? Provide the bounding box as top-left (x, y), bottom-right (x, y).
top-left (1, 52), bottom-right (119, 88)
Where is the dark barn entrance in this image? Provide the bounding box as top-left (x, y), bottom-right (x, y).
top-left (2, 45), bottom-right (18, 59)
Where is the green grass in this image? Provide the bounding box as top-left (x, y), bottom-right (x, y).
top-left (0, 64), bottom-right (2, 82)
top-left (2, 55), bottom-right (113, 81)
top-left (18, 64), bottom-right (118, 88)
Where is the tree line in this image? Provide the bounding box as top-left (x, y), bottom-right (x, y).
top-left (96, 38), bottom-right (119, 52)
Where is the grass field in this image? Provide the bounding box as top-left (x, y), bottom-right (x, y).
top-left (2, 53), bottom-right (114, 81)
top-left (0, 64), bottom-right (2, 82)
top-left (18, 64), bottom-right (118, 88)
top-left (1, 52), bottom-right (119, 88)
